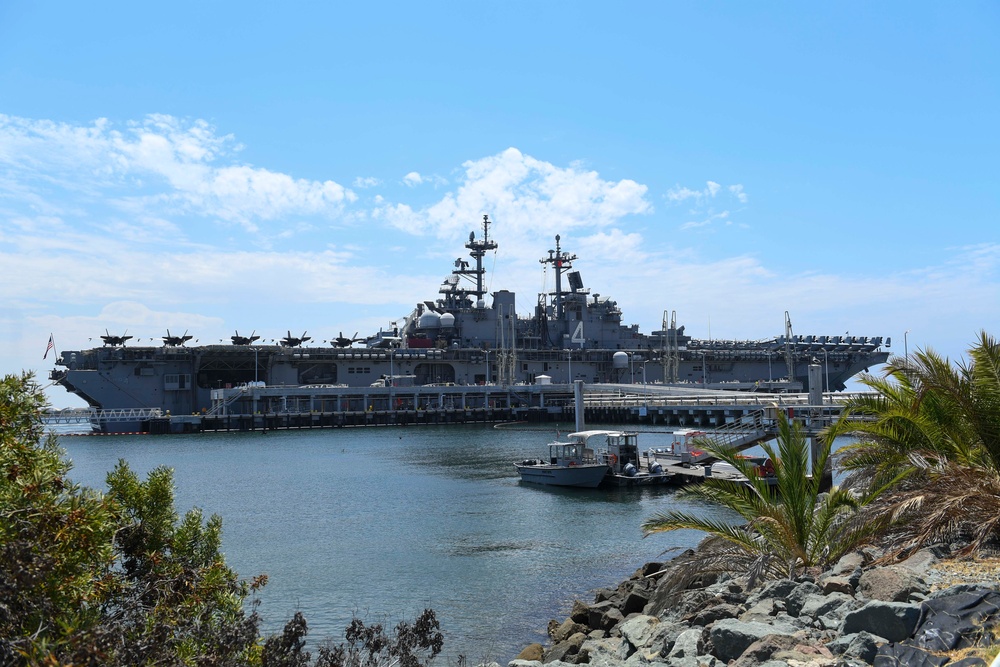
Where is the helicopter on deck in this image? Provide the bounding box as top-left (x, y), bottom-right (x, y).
top-left (231, 330), bottom-right (261, 346)
top-left (162, 330), bottom-right (193, 347)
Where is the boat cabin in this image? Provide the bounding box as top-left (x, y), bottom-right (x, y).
top-left (548, 441), bottom-right (598, 466)
top-left (561, 430), bottom-right (640, 475)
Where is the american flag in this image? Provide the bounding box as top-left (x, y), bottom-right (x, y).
top-left (43, 334), bottom-right (55, 360)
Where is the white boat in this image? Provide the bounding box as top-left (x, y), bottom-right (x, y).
top-left (513, 432), bottom-right (610, 488)
top-left (514, 429), bottom-right (678, 488)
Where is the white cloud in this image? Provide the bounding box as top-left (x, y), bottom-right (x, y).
top-left (353, 176), bottom-right (381, 188)
top-left (403, 172), bottom-right (423, 187)
top-left (706, 181), bottom-right (721, 197)
top-left (729, 184), bottom-right (748, 203)
top-left (0, 114), bottom-right (357, 234)
top-left (377, 148), bottom-right (651, 243)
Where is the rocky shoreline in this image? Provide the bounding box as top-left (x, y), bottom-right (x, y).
top-left (506, 542), bottom-right (1000, 667)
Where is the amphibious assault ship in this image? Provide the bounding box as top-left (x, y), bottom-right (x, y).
top-left (50, 215), bottom-right (890, 427)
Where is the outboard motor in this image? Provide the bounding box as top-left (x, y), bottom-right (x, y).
top-left (623, 462), bottom-right (637, 477)
top-left (649, 460), bottom-right (663, 475)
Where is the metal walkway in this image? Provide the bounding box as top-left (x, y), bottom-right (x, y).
top-left (42, 407), bottom-right (163, 424)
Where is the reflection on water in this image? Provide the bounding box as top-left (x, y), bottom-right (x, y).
top-left (59, 424), bottom-right (738, 663)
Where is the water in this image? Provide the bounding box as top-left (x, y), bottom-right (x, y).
top-left (58, 424), bottom-right (735, 663)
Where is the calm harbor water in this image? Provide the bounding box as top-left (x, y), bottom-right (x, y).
top-left (59, 423), bottom-right (738, 663)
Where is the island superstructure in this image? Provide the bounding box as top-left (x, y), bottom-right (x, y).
top-left (50, 215), bottom-right (890, 427)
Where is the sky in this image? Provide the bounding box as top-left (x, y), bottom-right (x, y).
top-left (1, 2), bottom-right (998, 407)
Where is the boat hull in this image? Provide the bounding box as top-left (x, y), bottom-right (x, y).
top-left (513, 463), bottom-right (609, 488)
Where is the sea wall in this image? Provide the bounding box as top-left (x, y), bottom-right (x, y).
top-left (506, 542), bottom-right (1000, 667)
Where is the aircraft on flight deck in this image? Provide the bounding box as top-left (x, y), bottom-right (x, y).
top-left (331, 331), bottom-right (362, 348)
top-left (162, 330), bottom-right (193, 346)
top-left (231, 330), bottom-right (261, 346)
top-left (100, 330), bottom-right (133, 347)
top-left (279, 331), bottom-right (311, 347)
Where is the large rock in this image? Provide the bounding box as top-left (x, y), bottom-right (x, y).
top-left (551, 618), bottom-right (589, 644)
top-left (514, 644), bottom-right (544, 662)
top-left (797, 591), bottom-right (856, 622)
top-left (858, 565), bottom-right (929, 602)
top-left (576, 636), bottom-right (629, 667)
top-left (618, 615), bottom-right (661, 651)
top-left (666, 627), bottom-right (706, 660)
top-left (746, 579), bottom-right (798, 607)
top-left (543, 632), bottom-right (586, 664)
top-left (588, 600), bottom-right (625, 632)
top-left (827, 631), bottom-right (888, 664)
top-left (785, 581), bottom-right (822, 616)
top-left (622, 588), bottom-right (651, 616)
top-left (569, 600), bottom-right (590, 624)
top-left (707, 618), bottom-right (800, 662)
top-left (686, 603), bottom-right (743, 627)
top-left (841, 600), bottom-right (921, 642)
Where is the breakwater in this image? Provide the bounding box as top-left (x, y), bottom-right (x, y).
top-left (512, 541), bottom-right (1000, 667)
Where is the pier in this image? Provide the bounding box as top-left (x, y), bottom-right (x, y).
top-left (44, 382), bottom-right (853, 436)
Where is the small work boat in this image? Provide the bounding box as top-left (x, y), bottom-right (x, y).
top-left (514, 430), bottom-right (678, 488)
top-left (513, 432), bottom-right (610, 488)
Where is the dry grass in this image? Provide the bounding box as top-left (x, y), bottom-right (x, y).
top-left (927, 555), bottom-right (1000, 592)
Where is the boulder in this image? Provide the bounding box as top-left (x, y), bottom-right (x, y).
top-left (622, 588), bottom-right (651, 616)
top-left (818, 574), bottom-right (856, 596)
top-left (730, 634), bottom-right (799, 666)
top-left (543, 632), bottom-right (586, 664)
top-left (785, 581), bottom-right (823, 616)
top-left (618, 615), bottom-right (660, 651)
top-left (569, 600), bottom-right (590, 624)
top-left (514, 644), bottom-right (545, 662)
top-left (747, 579), bottom-right (798, 606)
top-left (841, 600), bottom-right (921, 642)
top-left (731, 635), bottom-right (833, 666)
top-left (707, 618), bottom-right (800, 662)
top-left (827, 631), bottom-right (887, 664)
top-left (857, 565), bottom-right (929, 602)
top-left (686, 603), bottom-right (743, 627)
top-left (645, 587), bottom-right (714, 622)
top-left (576, 636), bottom-right (629, 667)
top-left (551, 618), bottom-right (589, 644)
top-left (797, 591), bottom-right (856, 622)
top-left (588, 601), bottom-right (622, 632)
top-left (666, 627), bottom-right (706, 659)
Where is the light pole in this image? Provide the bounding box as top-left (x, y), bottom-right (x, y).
top-left (254, 346), bottom-right (259, 383)
top-left (565, 349), bottom-right (572, 385)
top-left (823, 348), bottom-right (829, 404)
top-left (904, 329), bottom-right (910, 365)
top-left (485, 349), bottom-right (490, 385)
top-left (701, 352), bottom-right (707, 386)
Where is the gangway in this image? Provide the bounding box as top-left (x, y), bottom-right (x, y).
top-left (42, 407), bottom-right (163, 425)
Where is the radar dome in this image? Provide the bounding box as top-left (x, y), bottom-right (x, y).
top-left (418, 312), bottom-right (441, 329)
top-left (439, 313), bottom-right (456, 328)
top-left (612, 351), bottom-right (630, 369)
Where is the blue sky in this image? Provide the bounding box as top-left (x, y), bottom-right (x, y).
top-left (1, 2), bottom-right (998, 406)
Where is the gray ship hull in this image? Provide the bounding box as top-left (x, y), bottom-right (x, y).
top-left (51, 215), bottom-right (889, 431)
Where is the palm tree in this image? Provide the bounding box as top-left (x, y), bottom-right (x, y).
top-left (822, 330), bottom-right (1000, 556)
top-left (642, 413), bottom-right (877, 586)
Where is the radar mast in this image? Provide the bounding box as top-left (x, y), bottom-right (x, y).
top-left (459, 214), bottom-right (498, 302)
top-left (540, 234), bottom-right (578, 321)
